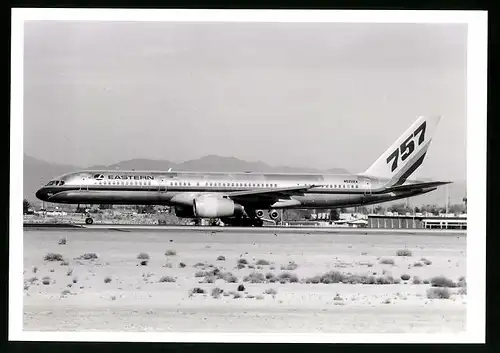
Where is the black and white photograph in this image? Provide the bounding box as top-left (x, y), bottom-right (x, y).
top-left (10, 9), bottom-right (487, 343)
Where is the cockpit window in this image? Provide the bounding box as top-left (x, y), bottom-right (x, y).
top-left (59, 181), bottom-right (65, 186)
top-left (46, 181), bottom-right (56, 186)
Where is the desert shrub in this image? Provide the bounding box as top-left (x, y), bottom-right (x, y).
top-left (243, 272), bottom-right (266, 283)
top-left (104, 276), bottom-right (112, 284)
top-left (32, 266), bottom-right (38, 273)
top-left (256, 259), bottom-right (270, 266)
top-left (458, 276), bottom-right (467, 287)
top-left (233, 293), bottom-right (242, 299)
top-left (396, 249), bottom-right (412, 257)
top-left (379, 258), bottom-right (395, 265)
top-left (140, 260), bottom-right (148, 266)
top-left (255, 295), bottom-right (264, 300)
top-left (60, 289), bottom-right (71, 296)
top-left (189, 287), bottom-right (205, 295)
top-left (60, 260), bottom-right (69, 266)
top-left (320, 271), bottom-right (345, 284)
top-left (194, 262), bottom-right (205, 268)
top-left (236, 263), bottom-right (245, 269)
top-left (281, 261), bottom-right (298, 271)
top-left (165, 249), bottom-right (177, 256)
top-left (49, 268), bottom-right (55, 272)
top-left (401, 274), bottom-right (411, 281)
top-left (427, 287), bottom-right (451, 299)
top-left (423, 279), bottom-right (430, 284)
top-left (333, 293), bottom-right (343, 301)
top-left (277, 272), bottom-right (299, 283)
top-left (159, 276), bottom-right (176, 283)
top-left (421, 258), bottom-right (432, 265)
top-left (238, 258), bottom-right (248, 265)
top-left (217, 255), bottom-right (226, 261)
top-left (44, 253), bottom-right (64, 262)
top-left (218, 272), bottom-right (238, 283)
top-left (375, 276), bottom-right (396, 285)
top-left (413, 262), bottom-right (423, 267)
top-left (248, 264), bottom-right (255, 269)
top-left (201, 275), bottom-right (216, 283)
top-left (457, 287), bottom-right (467, 295)
top-left (78, 253), bottom-right (98, 260)
top-left (264, 288), bottom-right (277, 295)
top-left (42, 276), bottom-right (51, 285)
top-left (413, 276), bottom-right (422, 284)
top-left (195, 270), bottom-right (212, 278)
top-left (58, 237), bottom-right (67, 245)
top-left (382, 298), bottom-right (391, 304)
top-left (179, 262), bottom-right (186, 268)
top-left (72, 277), bottom-right (78, 283)
top-left (430, 276), bottom-right (456, 288)
top-left (211, 287), bottom-right (223, 298)
top-left (137, 252), bottom-right (150, 260)
top-left (237, 284), bottom-right (245, 291)
top-left (163, 263), bottom-right (173, 268)
top-left (111, 295), bottom-right (117, 301)
top-left (306, 275), bottom-right (322, 284)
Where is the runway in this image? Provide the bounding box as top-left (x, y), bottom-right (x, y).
top-left (23, 228), bottom-right (467, 333)
top-left (24, 223), bottom-right (467, 236)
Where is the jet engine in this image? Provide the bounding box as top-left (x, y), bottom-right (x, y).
top-left (174, 207), bottom-right (196, 218)
top-left (193, 195), bottom-right (244, 218)
top-left (269, 210), bottom-right (280, 220)
top-left (255, 209), bottom-right (265, 218)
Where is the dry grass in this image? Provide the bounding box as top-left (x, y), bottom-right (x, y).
top-left (243, 272), bottom-right (266, 283)
top-left (277, 272), bottom-right (299, 283)
top-left (421, 258), bottom-right (432, 265)
top-left (44, 253), bottom-right (64, 262)
top-left (159, 276), bottom-right (176, 283)
top-left (76, 253), bottom-right (98, 260)
top-left (264, 288), bottom-right (277, 295)
top-left (237, 258), bottom-right (248, 265)
top-left (379, 258), bottom-right (395, 265)
top-left (165, 249), bottom-right (177, 256)
top-left (430, 276), bottom-right (456, 288)
top-left (427, 287), bottom-right (451, 299)
top-left (280, 261), bottom-right (298, 270)
top-left (401, 274), bottom-right (411, 281)
top-left (256, 259), bottom-right (271, 266)
top-left (211, 287), bottom-right (223, 298)
top-left (396, 249), bottom-right (413, 257)
top-left (137, 252), bottom-right (150, 260)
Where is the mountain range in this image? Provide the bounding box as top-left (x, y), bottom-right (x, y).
top-left (23, 154), bottom-right (466, 208)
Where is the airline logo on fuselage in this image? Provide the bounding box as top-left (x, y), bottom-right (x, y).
top-left (93, 173), bottom-right (154, 181)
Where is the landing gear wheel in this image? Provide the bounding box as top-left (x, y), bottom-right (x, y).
top-left (85, 217), bottom-right (94, 225)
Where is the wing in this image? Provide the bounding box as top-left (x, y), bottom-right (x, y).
top-left (384, 181), bottom-right (452, 193)
top-left (227, 185), bottom-right (318, 205)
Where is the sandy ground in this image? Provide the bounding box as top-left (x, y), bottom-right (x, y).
top-left (23, 228), bottom-right (467, 333)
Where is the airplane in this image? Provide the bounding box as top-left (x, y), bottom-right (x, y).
top-left (35, 116), bottom-right (451, 227)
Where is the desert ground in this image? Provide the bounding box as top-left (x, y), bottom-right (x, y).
top-left (23, 227), bottom-right (467, 333)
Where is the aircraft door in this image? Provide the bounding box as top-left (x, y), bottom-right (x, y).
top-left (362, 177), bottom-right (372, 195)
top-left (158, 176), bottom-right (167, 192)
top-left (79, 173), bottom-right (90, 192)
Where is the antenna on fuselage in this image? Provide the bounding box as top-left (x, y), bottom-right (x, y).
top-left (168, 168), bottom-right (172, 172)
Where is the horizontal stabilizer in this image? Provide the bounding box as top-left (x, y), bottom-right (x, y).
top-left (385, 181), bottom-right (452, 193)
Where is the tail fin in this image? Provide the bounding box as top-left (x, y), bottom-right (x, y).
top-left (361, 116), bottom-right (441, 186)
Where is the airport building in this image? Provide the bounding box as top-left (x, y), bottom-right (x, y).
top-left (367, 214), bottom-right (467, 230)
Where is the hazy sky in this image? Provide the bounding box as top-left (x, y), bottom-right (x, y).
top-left (23, 21), bottom-right (467, 181)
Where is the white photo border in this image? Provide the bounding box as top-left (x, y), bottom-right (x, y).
top-left (10, 8), bottom-right (488, 344)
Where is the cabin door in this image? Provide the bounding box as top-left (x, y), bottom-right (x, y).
top-left (80, 174), bottom-right (90, 191)
top-left (362, 177), bottom-right (372, 195)
top-left (158, 176), bottom-right (167, 192)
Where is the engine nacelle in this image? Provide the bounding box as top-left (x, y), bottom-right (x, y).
top-left (269, 210), bottom-right (280, 220)
top-left (255, 209), bottom-right (265, 218)
top-left (174, 207), bottom-right (196, 218)
top-left (193, 195), bottom-right (244, 218)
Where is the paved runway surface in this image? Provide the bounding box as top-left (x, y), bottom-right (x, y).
top-left (23, 228), bottom-right (467, 333)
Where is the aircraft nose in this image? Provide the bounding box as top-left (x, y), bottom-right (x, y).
top-left (35, 188), bottom-right (49, 201)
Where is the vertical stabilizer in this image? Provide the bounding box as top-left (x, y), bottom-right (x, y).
top-left (361, 116), bottom-right (441, 186)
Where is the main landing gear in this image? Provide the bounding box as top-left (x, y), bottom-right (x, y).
top-left (84, 213), bottom-right (94, 225)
